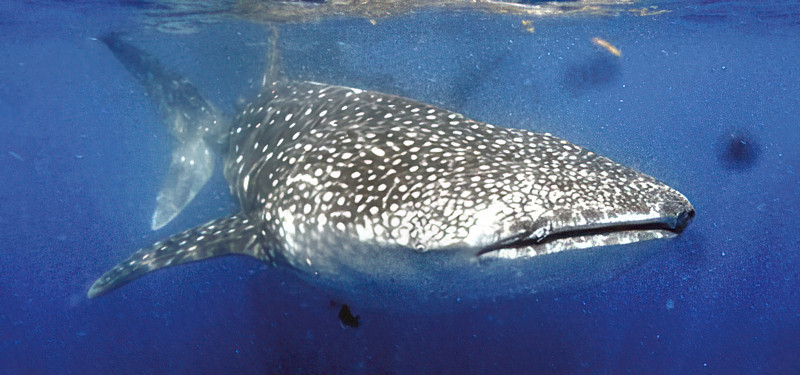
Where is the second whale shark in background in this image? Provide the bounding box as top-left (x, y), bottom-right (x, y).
top-left (88, 33), bottom-right (694, 306)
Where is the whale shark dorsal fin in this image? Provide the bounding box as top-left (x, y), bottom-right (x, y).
top-left (99, 33), bottom-right (229, 230)
top-left (263, 24), bottom-right (284, 85)
top-left (88, 214), bottom-right (271, 298)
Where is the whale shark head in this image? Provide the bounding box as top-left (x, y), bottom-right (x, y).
top-left (222, 81), bottom-right (694, 273)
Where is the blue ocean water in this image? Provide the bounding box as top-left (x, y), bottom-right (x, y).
top-left (1, 0), bottom-right (799, 373)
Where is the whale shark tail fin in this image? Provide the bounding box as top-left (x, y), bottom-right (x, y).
top-left (88, 214), bottom-right (273, 298)
top-left (99, 33), bottom-right (229, 230)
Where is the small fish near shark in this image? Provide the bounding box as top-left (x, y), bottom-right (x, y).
top-left (88, 34), bottom-right (694, 306)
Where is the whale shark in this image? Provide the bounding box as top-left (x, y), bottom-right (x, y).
top-left (88, 34), bottom-right (694, 302)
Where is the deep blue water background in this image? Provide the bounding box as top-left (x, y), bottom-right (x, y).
top-left (2, 0), bottom-right (799, 373)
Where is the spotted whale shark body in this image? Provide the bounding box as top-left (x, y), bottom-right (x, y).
top-left (88, 35), bottom-right (694, 302)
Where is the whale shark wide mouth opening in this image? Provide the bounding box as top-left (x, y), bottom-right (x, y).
top-left (477, 209), bottom-right (695, 259)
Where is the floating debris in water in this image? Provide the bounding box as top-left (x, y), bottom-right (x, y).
top-left (521, 19), bottom-right (535, 33)
top-left (8, 151), bottom-right (24, 161)
top-left (592, 37), bottom-right (622, 57)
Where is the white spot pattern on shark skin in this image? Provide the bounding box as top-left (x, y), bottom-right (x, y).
top-left (212, 81), bottom-right (694, 272)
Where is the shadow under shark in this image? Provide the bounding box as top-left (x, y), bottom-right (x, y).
top-left (88, 34), bottom-right (694, 308)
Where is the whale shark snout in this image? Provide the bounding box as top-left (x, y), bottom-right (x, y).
top-left (475, 161), bottom-right (695, 259)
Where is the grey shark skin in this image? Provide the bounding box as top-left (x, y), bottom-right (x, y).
top-left (88, 36), bottom-right (694, 301)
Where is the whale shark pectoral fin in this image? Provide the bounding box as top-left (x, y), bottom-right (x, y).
top-left (88, 214), bottom-right (267, 298)
top-left (151, 138), bottom-right (215, 230)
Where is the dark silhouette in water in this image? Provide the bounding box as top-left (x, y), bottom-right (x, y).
top-left (718, 129), bottom-right (760, 170)
top-left (338, 304), bottom-right (360, 328)
top-left (563, 55), bottom-right (621, 93)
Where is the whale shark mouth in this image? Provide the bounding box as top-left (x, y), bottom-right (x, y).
top-left (477, 208), bottom-right (695, 259)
